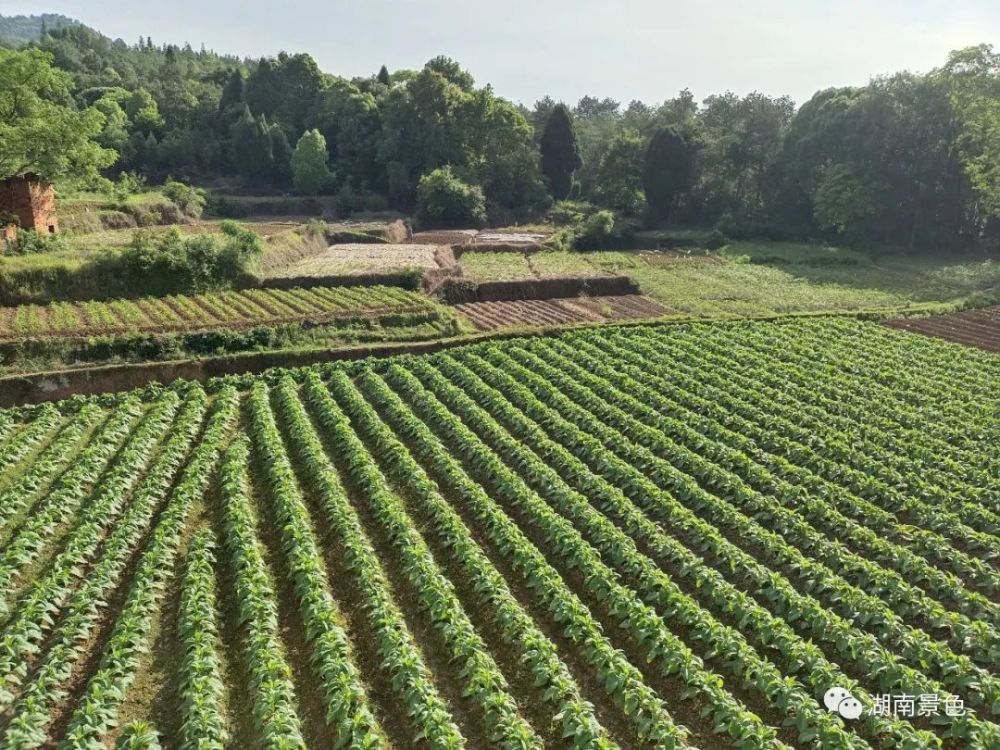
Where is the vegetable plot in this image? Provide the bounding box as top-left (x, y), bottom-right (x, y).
top-left (0, 317), bottom-right (997, 748)
top-left (0, 286), bottom-right (437, 340)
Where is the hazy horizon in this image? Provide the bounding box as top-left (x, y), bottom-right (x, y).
top-left (1, 0), bottom-right (997, 107)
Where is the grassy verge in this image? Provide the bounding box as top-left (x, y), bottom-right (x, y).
top-left (458, 242), bottom-right (1000, 316)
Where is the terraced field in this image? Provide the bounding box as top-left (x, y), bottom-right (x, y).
top-left (0, 319), bottom-right (997, 748)
top-left (269, 244), bottom-right (442, 280)
top-left (0, 286), bottom-right (437, 340)
top-left (456, 294), bottom-right (670, 330)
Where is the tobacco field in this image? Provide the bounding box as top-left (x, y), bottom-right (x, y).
top-left (0, 318), bottom-right (997, 749)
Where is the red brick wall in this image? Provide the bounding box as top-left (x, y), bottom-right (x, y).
top-left (0, 176), bottom-right (58, 233)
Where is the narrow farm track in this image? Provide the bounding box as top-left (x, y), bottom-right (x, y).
top-left (0, 317), bottom-right (997, 748)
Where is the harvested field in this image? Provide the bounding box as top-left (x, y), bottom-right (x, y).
top-left (883, 304), bottom-right (1000, 353)
top-left (269, 244), bottom-right (441, 280)
top-left (473, 231), bottom-right (549, 245)
top-left (455, 294), bottom-right (669, 330)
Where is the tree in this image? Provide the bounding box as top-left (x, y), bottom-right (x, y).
top-left (699, 91), bottom-right (794, 225)
top-left (0, 48), bottom-right (116, 182)
top-left (377, 65), bottom-right (391, 86)
top-left (539, 104), bottom-right (581, 200)
top-left (812, 163), bottom-right (879, 236)
top-left (530, 96), bottom-right (557, 140)
top-left (92, 90), bottom-right (130, 151)
top-left (309, 78), bottom-right (382, 190)
top-left (125, 88), bottom-right (163, 134)
top-left (291, 129), bottom-right (331, 194)
top-left (937, 45), bottom-right (1000, 223)
top-left (459, 88), bottom-right (549, 217)
top-left (424, 56), bottom-right (474, 91)
top-left (779, 75), bottom-right (966, 247)
top-left (246, 52), bottom-right (325, 134)
top-left (268, 123), bottom-right (292, 183)
top-left (594, 131), bottom-right (646, 216)
top-left (229, 106), bottom-right (273, 179)
top-left (377, 66), bottom-right (470, 204)
top-left (219, 69), bottom-right (245, 112)
top-left (572, 95), bottom-right (622, 197)
top-left (643, 126), bottom-right (695, 222)
top-left (415, 167), bottom-right (486, 228)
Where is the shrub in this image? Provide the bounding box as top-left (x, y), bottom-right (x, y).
top-left (575, 210), bottom-right (616, 250)
top-left (574, 210), bottom-right (639, 250)
top-left (705, 229), bottom-right (729, 250)
top-left (337, 187), bottom-right (392, 217)
top-left (99, 210), bottom-right (136, 230)
top-left (120, 221), bottom-right (262, 295)
top-left (112, 171), bottom-right (146, 203)
top-left (5, 229), bottom-right (69, 256)
top-left (547, 200), bottom-right (595, 227)
top-left (542, 226), bottom-right (577, 252)
top-left (206, 195), bottom-right (253, 218)
top-left (415, 167), bottom-right (486, 229)
top-left (162, 179), bottom-right (208, 219)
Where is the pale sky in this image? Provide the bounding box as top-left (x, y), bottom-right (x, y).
top-left (2, 0), bottom-right (997, 107)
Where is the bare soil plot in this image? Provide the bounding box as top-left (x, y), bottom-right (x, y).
top-left (473, 231), bottom-right (550, 245)
top-left (455, 294), bottom-right (670, 330)
top-left (883, 304), bottom-right (1000, 353)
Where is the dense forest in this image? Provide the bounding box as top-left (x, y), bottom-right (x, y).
top-left (0, 13), bottom-right (77, 46)
top-left (1, 14), bottom-right (998, 248)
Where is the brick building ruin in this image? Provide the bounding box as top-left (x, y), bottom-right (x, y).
top-left (0, 174), bottom-right (59, 247)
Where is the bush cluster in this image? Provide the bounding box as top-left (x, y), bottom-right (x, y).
top-left (415, 168), bottom-right (486, 229)
top-left (120, 221), bottom-right (262, 295)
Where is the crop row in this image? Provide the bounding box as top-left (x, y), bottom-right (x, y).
top-left (0, 318), bottom-right (995, 748)
top-left (1, 388), bottom-right (234, 748)
top-left (449, 345), bottom-right (999, 744)
top-left (0, 286), bottom-right (432, 340)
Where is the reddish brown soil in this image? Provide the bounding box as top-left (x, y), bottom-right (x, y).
top-left (456, 295), bottom-right (670, 331)
top-left (883, 305), bottom-right (1000, 353)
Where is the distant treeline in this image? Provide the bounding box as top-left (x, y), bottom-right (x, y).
top-left (2, 17), bottom-right (998, 247)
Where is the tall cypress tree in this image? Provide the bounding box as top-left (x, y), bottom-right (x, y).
top-left (377, 65), bottom-right (391, 86)
top-left (269, 123), bottom-right (292, 183)
top-left (643, 126), bottom-right (695, 222)
top-left (539, 104), bottom-right (581, 200)
top-left (219, 70), bottom-right (245, 112)
top-left (230, 106), bottom-right (273, 179)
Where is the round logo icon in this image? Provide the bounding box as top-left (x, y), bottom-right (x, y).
top-left (838, 696), bottom-right (863, 720)
top-left (824, 687), bottom-right (851, 712)
top-left (824, 687), bottom-right (863, 719)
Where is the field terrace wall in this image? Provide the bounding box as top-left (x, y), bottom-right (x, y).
top-left (260, 270), bottom-right (424, 291)
top-left (441, 275), bottom-right (640, 304)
